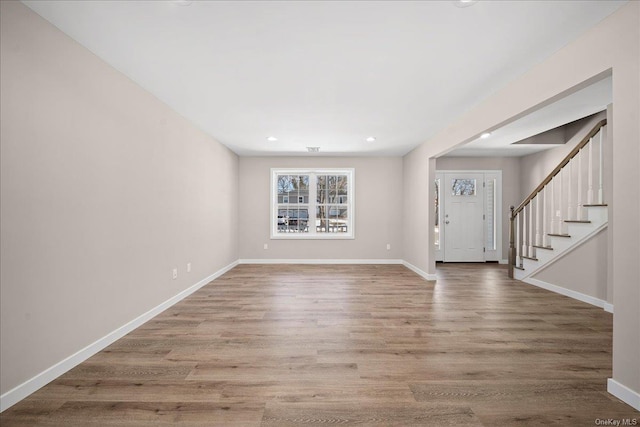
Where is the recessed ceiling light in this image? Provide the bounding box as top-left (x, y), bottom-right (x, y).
top-left (365, 136), bottom-right (376, 142)
top-left (266, 136), bottom-right (278, 142)
top-left (307, 147), bottom-right (320, 153)
top-left (480, 132), bottom-right (492, 139)
top-left (453, 0), bottom-right (478, 8)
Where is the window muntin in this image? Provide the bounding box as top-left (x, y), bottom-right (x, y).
top-left (271, 169), bottom-right (354, 239)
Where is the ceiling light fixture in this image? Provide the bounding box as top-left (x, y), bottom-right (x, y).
top-left (365, 136), bottom-right (376, 142)
top-left (266, 136), bottom-right (278, 142)
top-left (173, 0), bottom-right (193, 6)
top-left (480, 132), bottom-right (492, 139)
top-left (453, 0), bottom-right (478, 8)
top-left (307, 147), bottom-right (320, 153)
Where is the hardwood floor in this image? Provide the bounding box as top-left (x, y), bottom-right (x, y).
top-left (2, 263), bottom-right (638, 426)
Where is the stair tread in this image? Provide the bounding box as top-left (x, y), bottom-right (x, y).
top-left (564, 220), bottom-right (591, 223)
top-left (514, 265), bottom-right (525, 271)
top-left (583, 204), bottom-right (608, 207)
top-left (548, 233), bottom-right (571, 237)
top-left (533, 245), bottom-right (553, 250)
top-left (521, 255), bottom-right (538, 261)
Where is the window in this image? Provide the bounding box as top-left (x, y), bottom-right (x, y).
top-left (451, 178), bottom-right (476, 196)
top-left (434, 178), bottom-right (441, 250)
top-left (271, 168), bottom-right (354, 239)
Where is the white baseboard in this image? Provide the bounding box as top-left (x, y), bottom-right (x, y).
top-left (608, 378), bottom-right (640, 411)
top-left (402, 260), bottom-right (437, 281)
top-left (238, 258), bottom-right (403, 265)
top-left (0, 260), bottom-right (238, 413)
top-left (604, 302), bottom-right (614, 313)
top-left (523, 277), bottom-right (607, 310)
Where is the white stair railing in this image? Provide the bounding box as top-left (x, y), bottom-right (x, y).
top-left (508, 119), bottom-right (607, 278)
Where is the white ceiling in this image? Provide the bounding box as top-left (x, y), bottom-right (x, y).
top-left (23, 0), bottom-right (625, 156)
top-left (443, 75), bottom-right (612, 157)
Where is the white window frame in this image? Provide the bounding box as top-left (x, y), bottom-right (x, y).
top-left (270, 168), bottom-right (355, 240)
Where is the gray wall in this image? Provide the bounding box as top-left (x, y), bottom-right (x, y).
top-left (0, 2), bottom-right (239, 396)
top-left (435, 156), bottom-right (521, 262)
top-left (402, 1), bottom-right (639, 397)
top-left (238, 157), bottom-right (403, 260)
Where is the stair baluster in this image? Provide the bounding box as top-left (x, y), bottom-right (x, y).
top-left (588, 136), bottom-right (594, 205)
top-left (558, 166), bottom-right (564, 234)
top-left (528, 201), bottom-right (534, 257)
top-left (550, 175), bottom-right (557, 235)
top-left (521, 205), bottom-right (528, 258)
top-left (542, 186), bottom-right (548, 247)
top-left (567, 157), bottom-right (573, 221)
top-left (577, 147), bottom-right (583, 221)
top-left (536, 191), bottom-right (542, 246)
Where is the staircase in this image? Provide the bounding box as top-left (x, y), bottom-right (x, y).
top-left (508, 119), bottom-right (608, 280)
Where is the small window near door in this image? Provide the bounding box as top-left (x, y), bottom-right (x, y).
top-left (486, 178), bottom-right (497, 251)
top-left (434, 178), bottom-right (441, 250)
top-left (451, 179), bottom-right (476, 196)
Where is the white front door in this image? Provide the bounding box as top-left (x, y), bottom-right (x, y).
top-left (443, 173), bottom-right (485, 262)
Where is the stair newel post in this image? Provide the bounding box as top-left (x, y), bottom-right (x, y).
top-left (577, 147), bottom-right (583, 221)
top-left (588, 137), bottom-right (594, 205)
top-left (598, 127), bottom-right (604, 204)
top-left (528, 201), bottom-right (534, 257)
top-left (508, 206), bottom-right (515, 278)
top-left (516, 210), bottom-right (521, 266)
top-left (542, 186), bottom-right (548, 248)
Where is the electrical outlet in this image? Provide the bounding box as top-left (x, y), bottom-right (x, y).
top-left (172, 268), bottom-right (178, 280)
top-left (264, 243), bottom-right (268, 250)
top-left (187, 262), bottom-right (191, 273)
top-left (386, 243), bottom-right (391, 250)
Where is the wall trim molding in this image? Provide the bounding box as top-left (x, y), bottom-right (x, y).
top-left (522, 277), bottom-right (607, 310)
top-left (238, 258), bottom-right (403, 265)
top-left (402, 261), bottom-right (437, 281)
top-left (603, 302), bottom-right (614, 313)
top-left (608, 378), bottom-right (640, 411)
top-left (0, 260), bottom-right (238, 413)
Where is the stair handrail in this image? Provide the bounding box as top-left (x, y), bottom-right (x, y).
top-left (508, 118), bottom-right (606, 278)
top-left (512, 118), bottom-right (607, 217)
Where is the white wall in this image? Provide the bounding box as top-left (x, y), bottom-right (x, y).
top-left (435, 157), bottom-right (521, 261)
top-left (238, 157), bottom-right (403, 261)
top-left (403, 1), bottom-right (639, 401)
top-left (0, 1), bottom-right (238, 397)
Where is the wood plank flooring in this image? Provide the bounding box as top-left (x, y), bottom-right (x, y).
top-left (2, 263), bottom-right (638, 426)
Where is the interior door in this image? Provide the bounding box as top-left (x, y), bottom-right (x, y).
top-left (443, 173), bottom-right (485, 262)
